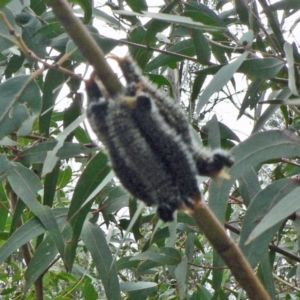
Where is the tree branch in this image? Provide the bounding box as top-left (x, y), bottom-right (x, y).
top-left (44, 0), bottom-right (122, 96)
top-left (188, 200), bottom-right (271, 300)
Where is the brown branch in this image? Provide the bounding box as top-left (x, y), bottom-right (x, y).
top-left (44, 0), bottom-right (122, 96)
top-left (187, 200), bottom-right (271, 300)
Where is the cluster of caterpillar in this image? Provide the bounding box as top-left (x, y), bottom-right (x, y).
top-left (86, 56), bottom-right (233, 222)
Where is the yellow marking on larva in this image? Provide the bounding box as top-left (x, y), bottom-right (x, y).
top-left (120, 96), bottom-right (136, 107)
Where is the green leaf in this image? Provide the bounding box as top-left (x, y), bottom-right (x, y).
top-left (208, 130), bottom-right (300, 223)
top-left (81, 220), bottom-right (121, 300)
top-left (212, 252), bottom-right (224, 295)
top-left (0, 7), bottom-right (20, 52)
top-left (191, 29), bottom-right (210, 65)
top-left (218, 122), bottom-right (240, 143)
top-left (0, 76), bottom-right (41, 140)
top-left (0, 153), bottom-right (13, 178)
top-left (143, 1), bottom-right (177, 44)
top-left (4, 53), bottom-right (25, 78)
top-left (238, 58), bottom-right (284, 79)
top-left (42, 113), bottom-right (86, 177)
top-left (19, 141), bottom-right (93, 165)
top-left (196, 51), bottom-right (249, 114)
top-left (257, 252), bottom-right (277, 300)
top-left (284, 42), bottom-right (298, 95)
top-left (185, 1), bottom-right (229, 29)
top-left (114, 10), bottom-right (225, 32)
top-left (145, 39), bottom-right (195, 72)
top-left (43, 163), bottom-right (60, 207)
top-left (238, 168), bottom-right (261, 207)
top-left (57, 165), bottom-right (72, 189)
top-left (240, 178), bottom-right (300, 267)
top-left (24, 217), bottom-right (72, 293)
top-left (82, 277), bottom-right (98, 300)
top-left (211, 42), bottom-right (227, 64)
top-left (252, 87), bottom-right (292, 134)
top-left (0, 208), bottom-right (67, 265)
top-left (16, 10), bottom-right (47, 58)
top-left (142, 227), bottom-right (170, 250)
top-left (190, 73), bottom-right (205, 105)
top-left (93, 8), bottom-right (125, 31)
top-left (101, 185), bottom-right (129, 216)
top-left (124, 0), bottom-right (147, 12)
top-left (238, 79), bottom-right (264, 119)
top-left (69, 0), bottom-right (92, 23)
top-left (131, 247), bottom-right (181, 265)
top-left (7, 163), bottom-right (66, 264)
top-left (191, 285), bottom-right (212, 300)
top-left (248, 185), bottom-right (300, 243)
top-left (147, 74), bottom-right (172, 90)
top-left (120, 282), bottom-right (157, 300)
top-left (175, 256), bottom-right (188, 299)
top-left (0, 217), bottom-right (45, 265)
top-left (39, 69), bottom-right (65, 136)
top-left (65, 151), bottom-right (113, 271)
top-left (234, 0), bottom-right (249, 23)
top-left (30, 0), bottom-right (46, 15)
top-left (0, 0), bottom-right (12, 8)
top-left (136, 260), bottom-right (160, 277)
top-left (33, 22), bottom-right (64, 39)
top-left (207, 115), bottom-right (220, 149)
top-left (116, 256), bottom-right (139, 271)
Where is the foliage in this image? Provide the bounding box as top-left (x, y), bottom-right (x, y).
top-left (0, 0), bottom-right (300, 299)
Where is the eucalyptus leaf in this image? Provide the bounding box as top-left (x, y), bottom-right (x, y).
top-left (196, 51), bottom-right (249, 114)
top-left (81, 221), bottom-right (121, 300)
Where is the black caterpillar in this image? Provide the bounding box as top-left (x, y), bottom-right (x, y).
top-left (86, 56), bottom-right (234, 222)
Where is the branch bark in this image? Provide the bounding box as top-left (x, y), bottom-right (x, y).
top-left (187, 200), bottom-right (271, 300)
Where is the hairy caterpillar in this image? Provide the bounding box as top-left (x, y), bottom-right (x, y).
top-left (87, 80), bottom-right (184, 221)
top-left (115, 56), bottom-right (234, 178)
top-left (86, 56), bottom-right (233, 221)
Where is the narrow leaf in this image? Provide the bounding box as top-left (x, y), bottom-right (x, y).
top-left (0, 76), bottom-right (41, 140)
top-left (0, 217), bottom-right (45, 265)
top-left (238, 58), bottom-right (284, 79)
top-left (42, 113), bottom-right (86, 176)
top-left (196, 51), bottom-right (249, 114)
top-left (284, 42), bottom-right (298, 95)
top-left (65, 151), bottom-right (112, 271)
top-left (248, 186), bottom-right (300, 243)
top-left (191, 29), bottom-right (210, 65)
top-left (208, 130), bottom-right (300, 222)
top-left (113, 10), bottom-right (225, 32)
top-left (252, 87), bottom-right (292, 134)
top-left (145, 39), bottom-right (195, 72)
top-left (207, 115), bottom-right (220, 149)
top-left (7, 164), bottom-right (66, 263)
top-left (120, 282), bottom-right (157, 300)
top-left (81, 221), bottom-right (121, 300)
top-left (131, 247), bottom-right (181, 265)
top-left (240, 178), bottom-right (299, 267)
top-left (0, 8), bottom-right (20, 52)
top-left (24, 213), bottom-right (71, 293)
top-left (0, 208), bottom-right (67, 265)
